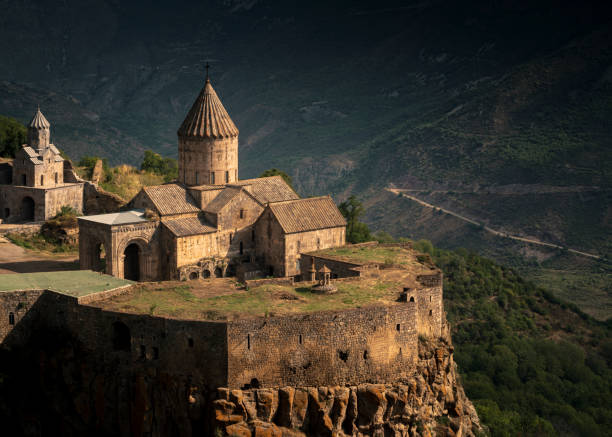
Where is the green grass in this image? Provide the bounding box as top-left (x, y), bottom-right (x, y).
top-left (6, 232), bottom-right (77, 254)
top-left (99, 279), bottom-right (402, 320)
top-left (0, 271), bottom-right (132, 297)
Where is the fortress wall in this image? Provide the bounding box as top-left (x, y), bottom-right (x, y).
top-left (0, 290), bottom-right (44, 345)
top-left (226, 303), bottom-right (418, 388)
top-left (36, 291), bottom-right (229, 388)
top-left (0, 185), bottom-right (46, 222)
top-left (44, 183), bottom-right (84, 217)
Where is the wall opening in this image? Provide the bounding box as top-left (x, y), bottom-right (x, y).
top-left (3, 208), bottom-right (9, 218)
top-left (338, 350), bottom-right (349, 362)
top-left (247, 334), bottom-right (251, 350)
top-left (239, 241), bottom-right (243, 255)
top-left (363, 350), bottom-right (368, 360)
top-left (112, 321), bottom-right (131, 352)
top-left (93, 242), bottom-right (106, 272)
top-left (299, 334), bottom-right (302, 344)
top-left (21, 174), bottom-right (26, 185)
top-left (188, 338), bottom-right (194, 348)
top-left (225, 171), bottom-right (229, 183)
top-left (240, 209), bottom-right (244, 219)
top-left (123, 243), bottom-right (140, 281)
top-left (152, 347), bottom-right (159, 360)
top-left (210, 172), bottom-right (215, 184)
top-left (54, 172), bottom-right (58, 184)
top-left (409, 296), bottom-right (415, 302)
top-left (8, 312), bottom-right (15, 325)
top-left (139, 345), bottom-right (146, 359)
top-left (21, 196), bottom-right (35, 221)
top-left (40, 175), bottom-right (44, 186)
top-left (396, 324), bottom-right (401, 331)
top-left (189, 271), bottom-right (198, 280)
top-left (430, 296), bottom-right (432, 302)
top-left (202, 269), bottom-right (211, 278)
top-left (429, 309), bottom-right (433, 316)
top-left (214, 267), bottom-right (222, 278)
top-left (251, 229), bottom-right (255, 242)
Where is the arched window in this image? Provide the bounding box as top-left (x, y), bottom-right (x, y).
top-left (112, 321), bottom-right (131, 351)
top-left (8, 312), bottom-right (15, 325)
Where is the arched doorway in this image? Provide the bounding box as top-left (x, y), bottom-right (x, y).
top-left (112, 321), bottom-right (131, 351)
top-left (202, 269), bottom-right (211, 279)
top-left (124, 243), bottom-right (140, 281)
top-left (93, 242), bottom-right (106, 272)
top-left (21, 197), bottom-right (35, 221)
top-left (214, 267), bottom-right (223, 278)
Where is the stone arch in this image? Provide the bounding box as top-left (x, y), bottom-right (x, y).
top-left (201, 269), bottom-right (211, 278)
top-left (409, 296), bottom-right (415, 302)
top-left (214, 267), bottom-right (223, 278)
top-left (21, 196), bottom-right (35, 221)
top-left (112, 321), bottom-right (131, 351)
top-left (117, 237), bottom-right (152, 281)
top-left (189, 271), bottom-right (199, 280)
top-left (123, 243), bottom-right (141, 281)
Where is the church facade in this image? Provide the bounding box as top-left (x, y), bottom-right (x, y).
top-left (78, 76), bottom-right (346, 281)
top-left (0, 109), bottom-right (84, 223)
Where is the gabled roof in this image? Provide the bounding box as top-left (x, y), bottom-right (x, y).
top-left (28, 108), bottom-right (50, 129)
top-left (79, 210), bottom-right (147, 225)
top-left (267, 196), bottom-right (346, 234)
top-left (143, 183), bottom-right (200, 216)
top-left (231, 176), bottom-right (299, 204)
top-left (21, 146), bottom-right (42, 164)
top-left (204, 186), bottom-right (243, 213)
top-left (163, 216), bottom-right (217, 237)
top-left (177, 78), bottom-right (239, 138)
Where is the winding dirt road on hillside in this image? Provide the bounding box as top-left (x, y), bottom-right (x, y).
top-left (0, 236), bottom-right (78, 274)
top-left (386, 188), bottom-right (603, 261)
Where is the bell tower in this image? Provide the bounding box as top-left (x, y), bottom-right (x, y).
top-left (178, 68), bottom-right (239, 186)
top-left (27, 106), bottom-right (51, 151)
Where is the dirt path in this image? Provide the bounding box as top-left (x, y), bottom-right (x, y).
top-left (387, 188), bottom-right (603, 261)
top-left (0, 236), bottom-right (79, 274)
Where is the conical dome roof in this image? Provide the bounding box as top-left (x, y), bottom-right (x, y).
top-left (28, 107), bottom-right (50, 129)
top-left (178, 79), bottom-right (239, 138)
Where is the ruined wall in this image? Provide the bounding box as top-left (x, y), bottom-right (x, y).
top-left (44, 183), bottom-right (83, 217)
top-left (226, 303), bottom-right (418, 389)
top-left (415, 280), bottom-right (444, 338)
top-left (283, 227), bottom-right (346, 277)
top-left (179, 136), bottom-right (238, 186)
top-left (0, 185), bottom-right (46, 222)
top-left (300, 254), bottom-right (363, 280)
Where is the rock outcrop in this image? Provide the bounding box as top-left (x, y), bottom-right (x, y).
top-left (209, 333), bottom-right (481, 436)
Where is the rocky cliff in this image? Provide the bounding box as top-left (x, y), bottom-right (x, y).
top-left (211, 332), bottom-right (481, 436)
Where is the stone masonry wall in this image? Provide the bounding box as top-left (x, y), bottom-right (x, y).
top-left (44, 183), bottom-right (84, 217)
top-left (179, 136), bottom-right (238, 186)
top-left (284, 227), bottom-right (346, 277)
top-left (300, 254), bottom-right (363, 279)
top-left (226, 303), bottom-right (418, 389)
top-left (0, 290), bottom-right (44, 344)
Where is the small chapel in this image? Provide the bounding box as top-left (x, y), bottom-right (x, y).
top-left (78, 74), bottom-right (346, 281)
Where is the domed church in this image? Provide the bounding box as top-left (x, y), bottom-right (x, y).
top-left (78, 75), bottom-right (346, 281)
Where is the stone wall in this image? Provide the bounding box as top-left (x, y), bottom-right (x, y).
top-left (0, 185), bottom-right (46, 222)
top-left (226, 303), bottom-right (418, 389)
top-left (43, 183), bottom-right (84, 217)
top-left (0, 289), bottom-right (44, 344)
top-left (284, 227), bottom-right (346, 277)
top-left (254, 208), bottom-right (285, 276)
top-left (299, 254), bottom-right (364, 280)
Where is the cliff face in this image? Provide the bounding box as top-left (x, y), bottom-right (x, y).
top-left (0, 323), bottom-right (480, 436)
top-left (211, 333), bottom-right (481, 436)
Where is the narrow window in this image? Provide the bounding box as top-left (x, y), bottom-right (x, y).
top-left (430, 295), bottom-right (432, 302)
top-left (8, 312), bottom-right (15, 325)
top-left (54, 172), bottom-right (58, 184)
top-left (139, 345), bottom-right (146, 359)
top-left (251, 229), bottom-right (255, 242)
top-left (229, 233), bottom-right (233, 243)
top-left (410, 296), bottom-right (415, 302)
top-left (316, 238), bottom-right (320, 250)
top-left (40, 175), bottom-right (44, 186)
top-left (429, 310), bottom-right (433, 316)
top-left (239, 241), bottom-right (244, 255)
top-left (4, 208), bottom-right (9, 218)
top-left (247, 334), bottom-right (251, 350)
top-left (297, 240), bottom-right (301, 252)
top-left (363, 350), bottom-right (368, 360)
top-left (152, 347), bottom-right (159, 360)
top-left (22, 175), bottom-right (26, 185)
top-left (225, 171), bottom-right (229, 183)
top-left (299, 334), bottom-right (302, 344)
top-left (240, 209), bottom-right (244, 219)
top-left (210, 172), bottom-right (215, 184)
top-left (396, 324), bottom-right (401, 331)
top-left (188, 338), bottom-right (194, 348)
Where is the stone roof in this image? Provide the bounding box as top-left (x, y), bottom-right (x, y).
top-left (143, 183), bottom-right (200, 216)
top-left (267, 196), bottom-right (346, 234)
top-left (28, 108), bottom-right (50, 129)
top-left (177, 78), bottom-right (239, 138)
top-left (231, 176), bottom-right (299, 204)
top-left (79, 210), bottom-right (147, 225)
top-left (22, 146), bottom-right (42, 164)
top-left (163, 216), bottom-right (217, 237)
top-left (204, 186), bottom-right (243, 213)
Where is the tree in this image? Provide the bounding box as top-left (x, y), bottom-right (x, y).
top-left (259, 168), bottom-right (292, 188)
top-left (338, 195), bottom-right (372, 243)
top-left (141, 150), bottom-right (178, 182)
top-left (0, 115), bottom-right (26, 158)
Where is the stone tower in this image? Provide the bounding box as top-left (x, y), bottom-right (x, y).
top-left (27, 107), bottom-right (50, 150)
top-left (178, 75), bottom-right (239, 186)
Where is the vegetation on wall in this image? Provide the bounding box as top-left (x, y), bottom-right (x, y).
top-left (0, 115), bottom-right (26, 158)
top-left (411, 240), bottom-right (612, 437)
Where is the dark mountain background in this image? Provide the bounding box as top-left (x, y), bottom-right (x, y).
top-left (0, 0), bottom-right (611, 317)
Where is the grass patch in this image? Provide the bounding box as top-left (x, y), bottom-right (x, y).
top-left (6, 232), bottom-right (77, 254)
